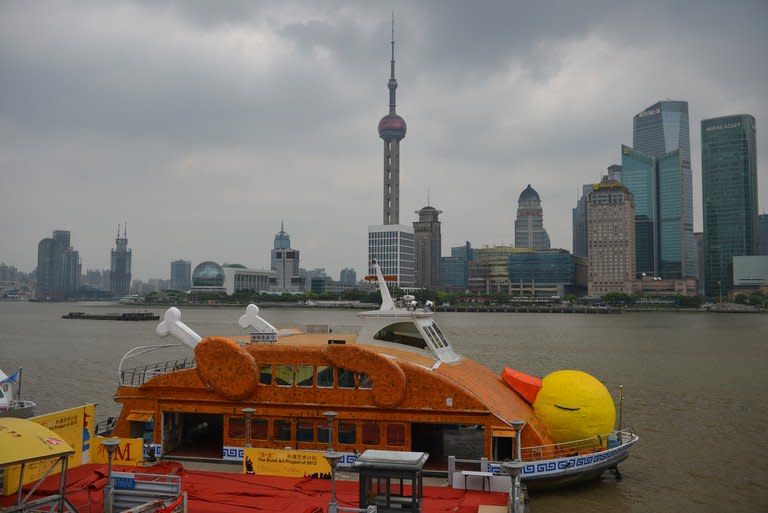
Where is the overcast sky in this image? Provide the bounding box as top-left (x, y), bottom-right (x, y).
top-left (1, 0), bottom-right (766, 281)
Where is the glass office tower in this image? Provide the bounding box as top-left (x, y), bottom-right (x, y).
top-left (701, 114), bottom-right (758, 298)
top-left (633, 100), bottom-right (691, 165)
top-left (621, 145), bottom-right (656, 275)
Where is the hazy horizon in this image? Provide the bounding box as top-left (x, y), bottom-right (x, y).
top-left (2, 1), bottom-right (766, 280)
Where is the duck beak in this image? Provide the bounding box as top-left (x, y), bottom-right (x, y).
top-left (501, 368), bottom-right (542, 404)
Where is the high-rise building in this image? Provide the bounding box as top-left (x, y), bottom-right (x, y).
top-left (170, 260), bottom-right (192, 291)
top-left (368, 19), bottom-right (414, 287)
top-left (272, 225), bottom-right (302, 291)
top-left (694, 232), bottom-right (704, 296)
top-left (368, 225), bottom-right (415, 288)
top-left (271, 222), bottom-right (291, 271)
top-left (621, 144), bottom-right (694, 279)
top-left (587, 178), bottom-right (636, 295)
top-left (36, 236), bottom-right (65, 300)
top-left (413, 205), bottom-right (442, 289)
top-left (36, 230), bottom-right (79, 299)
top-left (379, 18), bottom-right (406, 226)
top-left (572, 184), bottom-right (593, 258)
top-left (626, 100), bottom-right (694, 279)
top-left (702, 114), bottom-right (758, 298)
top-left (340, 268), bottom-right (357, 287)
top-left (758, 214), bottom-right (768, 256)
top-left (110, 224), bottom-right (132, 297)
top-left (607, 164), bottom-right (623, 182)
top-left (515, 185), bottom-right (550, 249)
top-left (633, 101), bottom-right (691, 164)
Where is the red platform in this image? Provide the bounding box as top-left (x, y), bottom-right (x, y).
top-left (0, 462), bottom-right (507, 513)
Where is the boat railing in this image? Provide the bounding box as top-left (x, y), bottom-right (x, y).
top-left (520, 428), bottom-right (636, 461)
top-left (118, 343), bottom-right (196, 387)
top-left (120, 358), bottom-right (196, 387)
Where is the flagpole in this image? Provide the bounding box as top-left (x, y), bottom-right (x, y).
top-left (17, 367), bottom-right (22, 401)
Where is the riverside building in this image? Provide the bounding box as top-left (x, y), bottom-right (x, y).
top-left (701, 114), bottom-right (758, 298)
top-left (514, 185), bottom-right (551, 249)
top-left (110, 224), bottom-right (132, 297)
top-left (413, 205), bottom-right (442, 290)
top-left (587, 179), bottom-right (636, 295)
top-left (170, 260), bottom-right (192, 291)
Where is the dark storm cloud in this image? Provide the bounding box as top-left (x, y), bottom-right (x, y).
top-left (1, 0), bottom-right (766, 280)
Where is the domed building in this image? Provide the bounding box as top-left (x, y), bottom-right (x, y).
top-left (191, 261), bottom-right (226, 292)
top-left (515, 184), bottom-right (551, 250)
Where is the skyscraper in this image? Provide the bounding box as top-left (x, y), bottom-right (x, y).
top-left (587, 178), bottom-right (636, 296)
top-left (170, 259), bottom-right (192, 291)
top-left (515, 185), bottom-right (550, 249)
top-left (110, 223), bottom-right (132, 297)
top-left (572, 184), bottom-right (593, 258)
top-left (627, 100), bottom-right (695, 279)
top-left (702, 114), bottom-right (758, 298)
top-left (271, 222), bottom-right (291, 271)
top-left (758, 214), bottom-right (768, 256)
top-left (413, 205), bottom-right (442, 289)
top-left (368, 18), bottom-right (414, 287)
top-left (36, 236), bottom-right (66, 300)
top-left (36, 230), bottom-right (79, 299)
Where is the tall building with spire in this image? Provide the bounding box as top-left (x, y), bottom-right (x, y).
top-left (368, 16), bottom-right (415, 287)
top-left (271, 221), bottom-right (291, 271)
top-left (110, 223), bottom-right (132, 297)
top-left (413, 205), bottom-right (442, 290)
top-left (515, 185), bottom-right (551, 249)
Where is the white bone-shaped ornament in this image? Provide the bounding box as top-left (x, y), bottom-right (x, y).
top-left (238, 304), bottom-right (277, 333)
top-left (156, 307), bottom-right (202, 349)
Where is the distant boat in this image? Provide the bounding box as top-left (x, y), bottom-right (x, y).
top-left (62, 312), bottom-right (160, 321)
top-left (119, 294), bottom-right (144, 304)
top-left (0, 368), bottom-right (36, 419)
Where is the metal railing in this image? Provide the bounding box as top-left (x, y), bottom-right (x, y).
top-left (111, 471), bottom-right (182, 513)
top-left (119, 358), bottom-right (196, 387)
top-left (520, 429), bottom-right (635, 461)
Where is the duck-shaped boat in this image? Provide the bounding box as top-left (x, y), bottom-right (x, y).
top-left (110, 261), bottom-right (637, 487)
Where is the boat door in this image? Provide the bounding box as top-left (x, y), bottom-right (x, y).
top-left (492, 429), bottom-right (516, 461)
top-left (163, 412), bottom-right (182, 454)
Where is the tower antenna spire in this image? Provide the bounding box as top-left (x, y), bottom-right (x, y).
top-left (390, 9), bottom-right (395, 80)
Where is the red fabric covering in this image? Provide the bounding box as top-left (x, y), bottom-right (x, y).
top-left (0, 463), bottom-right (507, 513)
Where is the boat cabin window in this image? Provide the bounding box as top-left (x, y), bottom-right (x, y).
top-left (338, 422), bottom-right (356, 445)
top-left (431, 322), bottom-right (450, 347)
top-left (275, 365), bottom-right (293, 386)
top-left (387, 424), bottom-right (406, 446)
top-left (296, 365), bottom-right (314, 387)
top-left (317, 366), bottom-right (334, 388)
top-left (252, 419), bottom-right (268, 440)
top-left (297, 419), bottom-right (314, 442)
top-left (359, 373), bottom-right (373, 389)
top-left (362, 422), bottom-right (380, 445)
top-left (338, 368), bottom-right (355, 389)
top-left (317, 423), bottom-right (330, 444)
top-left (373, 322), bottom-right (427, 350)
top-left (259, 364), bottom-right (272, 385)
top-left (274, 419), bottom-right (292, 441)
top-left (228, 417), bottom-right (245, 439)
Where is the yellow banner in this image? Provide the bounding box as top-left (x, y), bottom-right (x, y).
top-left (243, 448), bottom-right (331, 478)
top-left (1, 404), bottom-right (95, 496)
top-left (91, 436), bottom-right (144, 466)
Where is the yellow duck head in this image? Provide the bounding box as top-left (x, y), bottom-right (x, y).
top-left (503, 368), bottom-right (616, 443)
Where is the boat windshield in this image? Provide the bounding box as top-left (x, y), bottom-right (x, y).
top-left (373, 322), bottom-right (427, 350)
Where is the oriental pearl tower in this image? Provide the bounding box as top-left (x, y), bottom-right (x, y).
top-left (378, 17), bottom-right (407, 225)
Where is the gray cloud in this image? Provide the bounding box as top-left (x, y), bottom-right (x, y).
top-left (1, 0), bottom-right (766, 280)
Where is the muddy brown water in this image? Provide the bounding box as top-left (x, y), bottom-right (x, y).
top-left (1, 302), bottom-right (766, 512)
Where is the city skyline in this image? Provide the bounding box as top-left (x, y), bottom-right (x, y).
top-left (1, 1), bottom-right (766, 281)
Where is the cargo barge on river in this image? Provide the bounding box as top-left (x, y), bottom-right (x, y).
top-left (63, 312), bottom-right (160, 321)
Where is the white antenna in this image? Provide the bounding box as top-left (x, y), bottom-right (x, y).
top-left (373, 259), bottom-right (395, 311)
top-left (156, 307), bottom-right (202, 349)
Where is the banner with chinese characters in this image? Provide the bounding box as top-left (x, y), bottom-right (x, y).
top-left (91, 436), bottom-right (144, 466)
top-left (1, 403), bottom-right (95, 495)
top-left (243, 448), bottom-right (331, 478)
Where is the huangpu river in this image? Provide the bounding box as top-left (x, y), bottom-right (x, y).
top-left (1, 301), bottom-right (766, 513)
